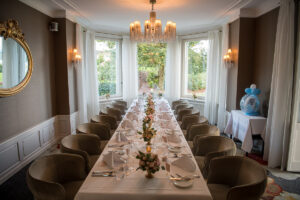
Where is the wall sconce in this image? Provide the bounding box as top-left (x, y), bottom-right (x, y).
top-left (223, 48), bottom-right (233, 67)
top-left (73, 48), bottom-right (81, 63)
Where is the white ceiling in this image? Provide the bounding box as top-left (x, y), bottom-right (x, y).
top-left (20, 0), bottom-right (280, 35)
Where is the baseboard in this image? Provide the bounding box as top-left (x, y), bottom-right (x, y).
top-left (0, 112), bottom-right (79, 185)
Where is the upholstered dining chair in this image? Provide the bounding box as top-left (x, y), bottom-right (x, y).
top-left (90, 115), bottom-right (111, 129)
top-left (98, 114), bottom-right (118, 130)
top-left (181, 115), bottom-right (199, 135)
top-left (112, 103), bottom-right (126, 115)
top-left (61, 134), bottom-right (101, 172)
top-left (27, 153), bottom-right (87, 200)
top-left (176, 107), bottom-right (193, 122)
top-left (193, 136), bottom-right (237, 178)
top-left (186, 124), bottom-right (219, 141)
top-left (172, 99), bottom-right (187, 110)
top-left (114, 100), bottom-right (127, 108)
top-left (107, 107), bottom-right (122, 121)
top-left (207, 156), bottom-right (267, 200)
top-left (76, 123), bottom-right (111, 150)
top-left (174, 103), bottom-right (189, 115)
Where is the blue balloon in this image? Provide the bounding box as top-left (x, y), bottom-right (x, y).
top-left (240, 85), bottom-right (260, 116)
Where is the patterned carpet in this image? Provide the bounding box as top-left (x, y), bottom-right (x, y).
top-left (261, 171), bottom-right (300, 200)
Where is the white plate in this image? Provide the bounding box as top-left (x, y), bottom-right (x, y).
top-left (173, 179), bottom-right (194, 188)
top-left (168, 146), bottom-right (182, 153)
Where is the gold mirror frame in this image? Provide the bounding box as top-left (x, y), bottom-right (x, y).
top-left (0, 19), bottom-right (33, 97)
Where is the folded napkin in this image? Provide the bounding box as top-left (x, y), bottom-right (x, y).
top-left (167, 134), bottom-right (182, 144)
top-left (115, 132), bottom-right (128, 143)
top-left (126, 112), bottom-right (138, 121)
top-left (172, 156), bottom-right (196, 173)
top-left (121, 119), bottom-right (136, 129)
top-left (103, 151), bottom-right (125, 168)
top-left (158, 113), bottom-right (171, 120)
top-left (161, 122), bottom-right (176, 129)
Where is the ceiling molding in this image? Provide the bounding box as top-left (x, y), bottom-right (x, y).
top-left (254, 0), bottom-right (280, 17)
top-left (19, 0), bottom-right (56, 18)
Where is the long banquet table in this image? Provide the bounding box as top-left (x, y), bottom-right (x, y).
top-left (75, 98), bottom-right (212, 200)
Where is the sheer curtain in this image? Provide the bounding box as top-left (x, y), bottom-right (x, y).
top-left (165, 38), bottom-right (182, 103)
top-left (75, 24), bottom-right (99, 123)
top-left (264, 0), bottom-right (295, 168)
top-left (217, 24), bottom-right (230, 132)
top-left (75, 24), bottom-right (87, 123)
top-left (122, 36), bottom-right (138, 105)
top-left (204, 30), bottom-right (222, 125)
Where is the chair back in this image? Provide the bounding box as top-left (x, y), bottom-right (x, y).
top-left (207, 156), bottom-right (267, 200)
top-left (99, 114), bottom-right (118, 129)
top-left (187, 124), bottom-right (213, 141)
top-left (177, 108), bottom-right (193, 121)
top-left (27, 153), bottom-right (86, 200)
top-left (174, 103), bottom-right (189, 114)
top-left (181, 114), bottom-right (199, 130)
top-left (172, 100), bottom-right (187, 109)
top-left (107, 107), bottom-right (122, 121)
top-left (114, 100), bottom-right (127, 108)
top-left (77, 123), bottom-right (110, 140)
top-left (112, 103), bottom-right (126, 114)
top-left (194, 136), bottom-right (236, 156)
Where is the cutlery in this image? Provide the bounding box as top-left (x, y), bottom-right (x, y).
top-left (92, 171), bottom-right (115, 177)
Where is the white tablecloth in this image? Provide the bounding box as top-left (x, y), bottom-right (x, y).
top-left (75, 98), bottom-right (212, 200)
top-left (224, 110), bottom-right (267, 153)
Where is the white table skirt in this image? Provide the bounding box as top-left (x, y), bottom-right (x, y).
top-left (75, 98), bottom-right (212, 200)
top-left (224, 110), bottom-right (267, 153)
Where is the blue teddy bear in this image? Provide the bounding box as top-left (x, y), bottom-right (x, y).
top-left (240, 84), bottom-right (261, 116)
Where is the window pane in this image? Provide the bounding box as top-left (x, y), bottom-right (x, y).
top-left (96, 40), bottom-right (120, 97)
top-left (186, 40), bottom-right (208, 97)
top-left (137, 43), bottom-right (167, 94)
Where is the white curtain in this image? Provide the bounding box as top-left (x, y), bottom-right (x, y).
top-left (122, 36), bottom-right (138, 105)
top-left (165, 38), bottom-right (182, 103)
top-left (75, 24), bottom-right (99, 123)
top-left (264, 0), bottom-right (295, 168)
top-left (2, 38), bottom-right (27, 88)
top-left (204, 30), bottom-right (222, 125)
top-left (217, 24), bottom-right (230, 132)
top-left (75, 24), bottom-right (88, 123)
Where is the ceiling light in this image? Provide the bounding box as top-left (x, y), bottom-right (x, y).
top-left (130, 0), bottom-right (176, 42)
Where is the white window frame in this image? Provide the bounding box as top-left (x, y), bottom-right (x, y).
top-left (181, 34), bottom-right (208, 102)
top-left (95, 35), bottom-right (123, 100)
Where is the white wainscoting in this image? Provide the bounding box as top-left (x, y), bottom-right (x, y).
top-left (0, 112), bottom-right (79, 185)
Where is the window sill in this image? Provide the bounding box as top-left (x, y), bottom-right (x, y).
top-left (181, 97), bottom-right (205, 104)
top-left (99, 96), bottom-right (123, 103)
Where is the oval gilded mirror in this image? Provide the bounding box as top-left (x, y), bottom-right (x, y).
top-left (0, 19), bottom-right (33, 97)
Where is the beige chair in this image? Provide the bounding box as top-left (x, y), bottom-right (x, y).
top-left (90, 115), bottom-right (111, 130)
top-left (176, 107), bottom-right (193, 121)
top-left (207, 156), bottom-right (267, 200)
top-left (114, 100), bottom-right (127, 108)
top-left (181, 114), bottom-right (199, 132)
top-left (172, 100), bottom-right (187, 110)
top-left (77, 123), bottom-right (111, 150)
top-left (193, 136), bottom-right (237, 178)
top-left (107, 107), bottom-right (122, 121)
top-left (98, 114), bottom-right (118, 130)
top-left (186, 124), bottom-right (219, 141)
top-left (112, 103), bottom-right (126, 115)
top-left (27, 153), bottom-right (87, 200)
top-left (61, 134), bottom-right (101, 172)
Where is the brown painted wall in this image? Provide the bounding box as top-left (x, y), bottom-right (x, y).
top-left (236, 18), bottom-right (255, 108)
top-left (228, 8), bottom-right (279, 114)
top-left (53, 18), bottom-right (70, 115)
top-left (227, 19), bottom-right (239, 111)
top-left (253, 8), bottom-right (279, 116)
top-left (0, 0), bottom-right (56, 142)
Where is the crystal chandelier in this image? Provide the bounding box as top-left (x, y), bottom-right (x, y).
top-left (130, 0), bottom-right (176, 42)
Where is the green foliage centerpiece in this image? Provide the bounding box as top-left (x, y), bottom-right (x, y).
top-left (136, 151), bottom-right (162, 178)
top-left (138, 94), bottom-right (156, 151)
